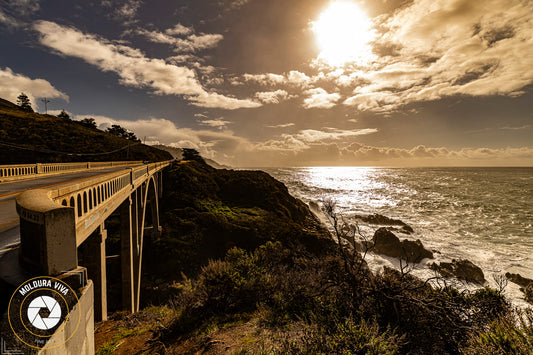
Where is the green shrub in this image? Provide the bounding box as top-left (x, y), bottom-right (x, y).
top-left (462, 309), bottom-right (533, 354)
top-left (279, 318), bottom-right (400, 355)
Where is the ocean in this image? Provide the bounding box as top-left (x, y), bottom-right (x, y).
top-left (265, 167), bottom-right (533, 306)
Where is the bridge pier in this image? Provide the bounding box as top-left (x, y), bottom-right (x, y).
top-left (120, 196), bottom-right (136, 313)
top-left (81, 224), bottom-right (108, 321)
top-left (16, 190), bottom-right (78, 275)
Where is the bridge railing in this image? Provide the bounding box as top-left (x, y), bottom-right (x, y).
top-left (0, 161), bottom-right (143, 182)
top-left (16, 160), bottom-right (172, 274)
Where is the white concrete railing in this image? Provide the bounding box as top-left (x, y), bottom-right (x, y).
top-left (16, 160), bottom-right (172, 274)
top-left (0, 161), bottom-right (143, 182)
top-left (54, 161), bottom-right (170, 245)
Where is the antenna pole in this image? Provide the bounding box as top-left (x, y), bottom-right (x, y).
top-left (41, 98), bottom-right (50, 114)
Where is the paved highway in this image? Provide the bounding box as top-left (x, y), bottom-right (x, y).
top-left (0, 165), bottom-right (142, 255)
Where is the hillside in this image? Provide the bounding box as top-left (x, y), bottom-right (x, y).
top-left (0, 98), bottom-right (172, 164)
top-left (94, 159), bottom-right (533, 354)
top-left (152, 144), bottom-right (230, 169)
top-left (148, 160), bottom-right (332, 276)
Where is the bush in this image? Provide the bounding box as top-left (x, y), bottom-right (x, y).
top-left (280, 318), bottom-right (401, 355)
top-left (462, 309), bottom-right (533, 354)
top-left (153, 181), bottom-right (528, 353)
top-left (197, 247), bottom-right (266, 313)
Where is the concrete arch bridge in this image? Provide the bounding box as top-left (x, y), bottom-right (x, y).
top-left (6, 160), bottom-right (172, 353)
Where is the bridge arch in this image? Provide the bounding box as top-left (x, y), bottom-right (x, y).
top-left (15, 160), bottom-right (171, 347)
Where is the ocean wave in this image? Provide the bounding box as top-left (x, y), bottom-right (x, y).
top-left (266, 167), bottom-right (533, 306)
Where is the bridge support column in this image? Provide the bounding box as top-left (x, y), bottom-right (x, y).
top-left (158, 172), bottom-right (163, 198)
top-left (148, 180), bottom-right (161, 239)
top-left (120, 197), bottom-right (136, 313)
top-left (120, 192), bottom-right (143, 313)
top-left (83, 224), bottom-right (108, 322)
top-left (133, 187), bottom-right (143, 312)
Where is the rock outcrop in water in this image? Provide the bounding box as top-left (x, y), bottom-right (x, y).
top-left (355, 213), bottom-right (414, 234)
top-left (505, 272), bottom-right (533, 288)
top-left (430, 259), bottom-right (486, 284)
top-left (525, 285), bottom-right (533, 304)
top-left (506, 272), bottom-right (533, 304)
top-left (369, 227), bottom-right (433, 263)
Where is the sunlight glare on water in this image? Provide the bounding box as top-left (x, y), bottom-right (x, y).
top-left (295, 167), bottom-right (402, 214)
top-left (266, 166), bottom-right (533, 306)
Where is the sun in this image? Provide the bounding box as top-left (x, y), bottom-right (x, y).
top-left (313, 1), bottom-right (375, 66)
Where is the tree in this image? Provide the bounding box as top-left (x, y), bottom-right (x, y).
top-left (16, 93), bottom-right (33, 112)
top-left (106, 124), bottom-right (140, 141)
top-left (57, 110), bottom-right (70, 120)
top-left (182, 148), bottom-right (205, 163)
top-left (79, 117), bottom-right (97, 129)
top-left (124, 131), bottom-right (140, 141)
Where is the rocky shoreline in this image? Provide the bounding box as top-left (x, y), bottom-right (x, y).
top-left (319, 207), bottom-right (532, 305)
top-left (93, 160), bottom-right (533, 354)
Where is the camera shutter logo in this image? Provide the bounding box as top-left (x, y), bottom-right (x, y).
top-left (7, 276), bottom-right (81, 350)
top-left (27, 295), bottom-right (62, 330)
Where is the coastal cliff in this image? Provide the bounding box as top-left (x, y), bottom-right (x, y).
top-left (95, 158), bottom-right (533, 355)
top-left (143, 159), bottom-right (334, 280)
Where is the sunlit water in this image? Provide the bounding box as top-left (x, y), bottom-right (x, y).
top-left (265, 167), bottom-right (533, 306)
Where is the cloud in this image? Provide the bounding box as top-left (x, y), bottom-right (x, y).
top-left (215, 0), bottom-right (249, 11)
top-left (242, 73), bottom-right (286, 85)
top-left (256, 128), bottom-right (378, 152)
top-left (230, 0), bottom-right (249, 8)
top-left (0, 67), bottom-right (68, 108)
top-left (73, 114), bottom-right (533, 167)
top-left (0, 8), bottom-right (22, 29)
top-left (165, 24), bottom-right (193, 36)
top-left (137, 28), bottom-right (224, 52)
top-left (338, 143), bottom-right (533, 166)
top-left (47, 109), bottom-right (71, 117)
top-left (186, 34), bottom-right (224, 51)
top-left (8, 0), bottom-right (40, 16)
top-left (290, 128), bottom-right (378, 144)
top-left (343, 92), bottom-right (401, 112)
top-left (82, 115), bottom-right (209, 149)
top-left (266, 123), bottom-right (295, 129)
top-left (287, 71), bottom-right (312, 87)
top-left (188, 92), bottom-right (261, 109)
top-left (499, 125), bottom-right (531, 131)
top-left (166, 54), bottom-right (196, 63)
top-left (0, 0), bottom-right (40, 29)
top-left (101, 0), bottom-right (142, 24)
top-left (198, 118), bottom-right (232, 129)
top-left (303, 88), bottom-right (341, 109)
top-left (76, 114), bottom-right (253, 164)
top-left (239, 70), bottom-right (312, 87)
top-left (34, 21), bottom-right (259, 109)
top-left (253, 140), bottom-right (533, 167)
top-left (254, 90), bottom-right (295, 104)
top-left (301, 0), bottom-right (533, 112)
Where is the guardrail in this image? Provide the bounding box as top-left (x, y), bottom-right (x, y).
top-left (16, 160), bottom-right (172, 274)
top-left (0, 161), bottom-right (143, 182)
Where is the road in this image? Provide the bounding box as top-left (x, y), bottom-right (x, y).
top-left (0, 165), bottom-right (141, 255)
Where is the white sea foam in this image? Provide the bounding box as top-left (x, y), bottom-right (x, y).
top-left (266, 167), bottom-right (533, 306)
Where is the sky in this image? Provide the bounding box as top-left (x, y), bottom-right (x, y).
top-left (0, 0), bottom-right (532, 167)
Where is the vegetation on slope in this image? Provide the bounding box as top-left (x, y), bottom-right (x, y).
top-left (95, 159), bottom-right (533, 354)
top-left (145, 160), bottom-right (333, 279)
top-left (0, 97), bottom-right (172, 163)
